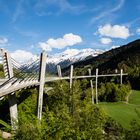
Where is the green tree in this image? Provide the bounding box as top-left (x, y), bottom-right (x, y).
top-left (98, 82), bottom-right (130, 102)
top-left (128, 65), bottom-right (140, 90)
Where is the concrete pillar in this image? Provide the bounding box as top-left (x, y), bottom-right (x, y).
top-left (2, 51), bottom-right (18, 130)
top-left (70, 65), bottom-right (73, 89)
top-left (37, 51), bottom-right (46, 120)
top-left (120, 69), bottom-right (123, 85)
top-left (57, 65), bottom-right (62, 78)
top-left (88, 69), bottom-right (94, 104)
top-left (95, 68), bottom-right (98, 104)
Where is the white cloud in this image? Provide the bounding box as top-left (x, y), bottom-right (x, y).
top-left (11, 50), bottom-right (38, 63)
top-left (38, 33), bottom-right (82, 51)
top-left (0, 37), bottom-right (8, 46)
top-left (97, 24), bottom-right (130, 39)
top-left (100, 37), bottom-right (112, 45)
top-left (136, 28), bottom-right (140, 35)
top-left (38, 42), bottom-right (52, 52)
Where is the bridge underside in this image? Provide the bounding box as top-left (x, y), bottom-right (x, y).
top-left (0, 81), bottom-right (39, 97)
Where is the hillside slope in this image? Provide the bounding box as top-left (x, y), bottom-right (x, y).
top-left (63, 39), bottom-right (140, 75)
top-left (98, 90), bottom-right (140, 129)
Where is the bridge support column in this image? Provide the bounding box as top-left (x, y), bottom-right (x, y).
top-left (37, 51), bottom-right (46, 120)
top-left (88, 69), bottom-right (94, 104)
top-left (95, 68), bottom-right (98, 104)
top-left (57, 65), bottom-right (62, 78)
top-left (70, 65), bottom-right (73, 89)
top-left (120, 69), bottom-right (123, 85)
top-left (2, 51), bottom-right (18, 130)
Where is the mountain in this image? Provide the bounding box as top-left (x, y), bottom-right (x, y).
top-left (62, 39), bottom-right (140, 75)
top-left (46, 48), bottom-right (104, 73)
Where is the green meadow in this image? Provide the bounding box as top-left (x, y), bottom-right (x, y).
top-left (98, 90), bottom-right (140, 129)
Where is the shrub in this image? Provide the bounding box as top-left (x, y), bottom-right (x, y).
top-left (125, 120), bottom-right (140, 140)
top-left (98, 82), bottom-right (130, 102)
top-left (128, 65), bottom-right (140, 90)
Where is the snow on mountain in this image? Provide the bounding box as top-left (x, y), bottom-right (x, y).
top-left (46, 48), bottom-right (104, 73)
top-left (47, 48), bottom-right (104, 64)
top-left (0, 48), bottom-right (103, 73)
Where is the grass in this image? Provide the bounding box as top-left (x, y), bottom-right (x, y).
top-left (98, 90), bottom-right (140, 129)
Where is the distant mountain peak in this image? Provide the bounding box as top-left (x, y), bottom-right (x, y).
top-left (46, 48), bottom-right (104, 72)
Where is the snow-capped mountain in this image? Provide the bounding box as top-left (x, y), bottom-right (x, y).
top-left (46, 48), bottom-right (104, 73)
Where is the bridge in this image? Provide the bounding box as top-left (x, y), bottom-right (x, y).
top-left (0, 49), bottom-right (127, 130)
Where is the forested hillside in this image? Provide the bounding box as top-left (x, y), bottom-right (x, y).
top-left (63, 39), bottom-right (140, 75)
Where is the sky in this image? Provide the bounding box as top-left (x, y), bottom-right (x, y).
top-left (0, 0), bottom-right (140, 61)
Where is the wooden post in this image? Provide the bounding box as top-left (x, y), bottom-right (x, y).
top-left (57, 65), bottom-right (62, 78)
top-left (70, 65), bottom-right (73, 89)
top-left (88, 69), bottom-right (94, 104)
top-left (2, 51), bottom-right (18, 130)
top-left (95, 68), bottom-right (98, 104)
top-left (120, 69), bottom-right (123, 85)
top-left (37, 51), bottom-right (46, 120)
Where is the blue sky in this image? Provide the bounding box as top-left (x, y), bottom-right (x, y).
top-left (0, 0), bottom-right (140, 58)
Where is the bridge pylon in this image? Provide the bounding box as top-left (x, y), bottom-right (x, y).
top-left (2, 49), bottom-right (18, 130)
top-left (37, 51), bottom-right (46, 120)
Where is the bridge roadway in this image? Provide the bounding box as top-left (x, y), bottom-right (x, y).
top-left (0, 73), bottom-right (127, 98)
top-left (0, 79), bottom-right (39, 97)
top-left (45, 73), bottom-right (127, 82)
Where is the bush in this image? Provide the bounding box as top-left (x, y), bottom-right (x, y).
top-left (98, 82), bottom-right (130, 102)
top-left (128, 65), bottom-right (140, 90)
top-left (104, 117), bottom-right (125, 139)
top-left (125, 120), bottom-right (140, 140)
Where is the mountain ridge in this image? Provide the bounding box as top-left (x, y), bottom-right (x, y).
top-left (46, 48), bottom-right (104, 73)
top-left (62, 39), bottom-right (140, 75)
